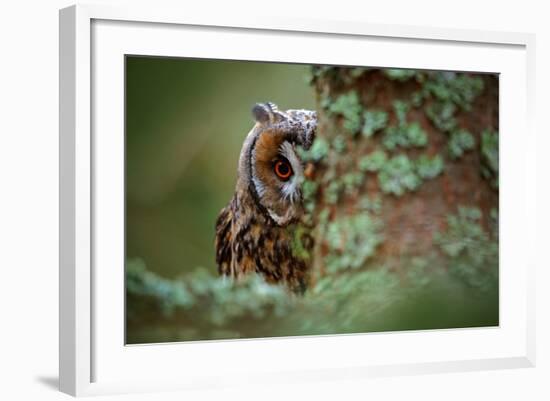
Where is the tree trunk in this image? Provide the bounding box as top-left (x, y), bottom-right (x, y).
top-left (303, 67), bottom-right (498, 282)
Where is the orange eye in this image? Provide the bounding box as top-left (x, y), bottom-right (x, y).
top-left (274, 159), bottom-right (293, 181)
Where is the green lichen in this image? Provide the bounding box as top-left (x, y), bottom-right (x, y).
top-left (489, 208), bottom-right (499, 238)
top-left (329, 91), bottom-right (363, 135)
top-left (127, 255), bottom-right (498, 342)
top-left (358, 194), bottom-right (382, 215)
top-left (290, 225), bottom-right (312, 261)
top-left (302, 180), bottom-right (318, 201)
top-left (343, 171), bottom-right (365, 195)
top-left (309, 65), bottom-right (371, 87)
top-left (448, 129), bottom-right (475, 159)
top-left (416, 154), bottom-right (444, 179)
top-left (308, 65), bottom-right (339, 85)
top-left (332, 134), bottom-right (347, 153)
top-left (359, 150), bottom-right (388, 172)
top-left (410, 91), bottom-right (424, 107)
top-left (421, 72), bottom-right (485, 135)
top-left (434, 207), bottom-right (498, 292)
top-left (393, 100), bottom-right (409, 125)
top-left (349, 67), bottom-right (369, 79)
top-left (481, 129), bottom-right (499, 188)
top-left (373, 154), bottom-right (443, 195)
top-left (317, 208), bottom-right (331, 230)
top-left (362, 110), bottom-right (388, 137)
top-left (126, 259), bottom-right (292, 324)
top-left (323, 213), bottom-right (384, 273)
top-left (406, 257), bottom-right (433, 287)
top-left (301, 180), bottom-right (319, 214)
top-left (406, 122), bottom-right (429, 146)
top-left (325, 180), bottom-right (342, 205)
top-left (378, 154), bottom-right (421, 196)
top-left (383, 122), bottom-right (428, 150)
top-left (320, 95), bottom-right (332, 110)
top-left (383, 101), bottom-right (428, 150)
top-left (425, 101), bottom-right (457, 133)
top-left (126, 258), bottom-right (194, 316)
top-left (298, 137), bottom-right (330, 163)
top-left (423, 72), bottom-right (484, 111)
top-left (384, 69), bottom-right (419, 82)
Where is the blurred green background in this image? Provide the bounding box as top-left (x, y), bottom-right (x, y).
top-left (126, 56), bottom-right (315, 278)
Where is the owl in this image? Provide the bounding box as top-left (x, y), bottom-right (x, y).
top-left (215, 102), bottom-right (317, 293)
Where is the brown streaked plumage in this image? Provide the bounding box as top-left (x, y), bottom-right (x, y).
top-left (215, 102), bottom-right (317, 293)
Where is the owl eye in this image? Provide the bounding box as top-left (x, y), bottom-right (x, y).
top-left (274, 159), bottom-right (293, 181)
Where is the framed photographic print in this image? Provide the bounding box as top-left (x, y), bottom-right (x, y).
top-left (59, 4), bottom-right (536, 396)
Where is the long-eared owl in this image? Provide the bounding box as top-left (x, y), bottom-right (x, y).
top-left (215, 102), bottom-right (317, 293)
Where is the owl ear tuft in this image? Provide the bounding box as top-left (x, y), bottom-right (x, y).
top-left (266, 102), bottom-right (278, 112)
top-left (252, 102), bottom-right (279, 124)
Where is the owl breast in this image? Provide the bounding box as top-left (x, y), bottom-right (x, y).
top-left (216, 195), bottom-right (309, 293)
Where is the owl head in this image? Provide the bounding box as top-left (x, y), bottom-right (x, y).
top-left (237, 102), bottom-right (317, 227)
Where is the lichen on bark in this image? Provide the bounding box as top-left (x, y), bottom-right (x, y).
top-left (300, 66), bottom-right (499, 282)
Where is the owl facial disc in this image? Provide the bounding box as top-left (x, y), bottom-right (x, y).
top-left (278, 141), bottom-right (304, 205)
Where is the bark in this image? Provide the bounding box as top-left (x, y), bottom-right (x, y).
top-left (306, 68), bottom-right (498, 277)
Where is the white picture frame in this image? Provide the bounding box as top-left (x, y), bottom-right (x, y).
top-left (59, 3), bottom-right (536, 397)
